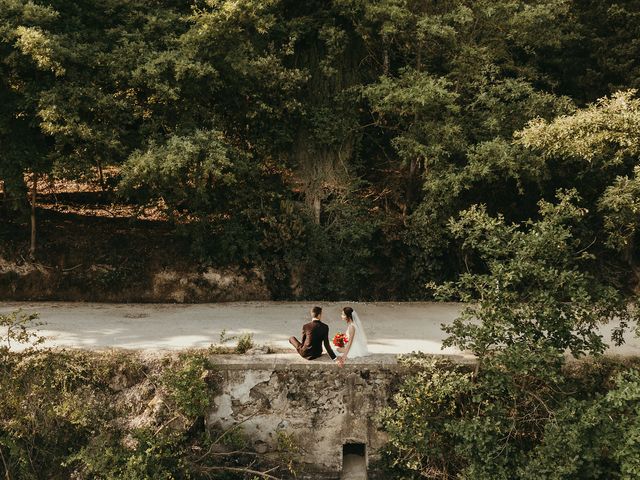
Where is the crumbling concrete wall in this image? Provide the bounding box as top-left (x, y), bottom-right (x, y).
top-left (207, 360), bottom-right (403, 479)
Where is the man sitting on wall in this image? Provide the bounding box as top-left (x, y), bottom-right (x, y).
top-left (289, 306), bottom-right (337, 361)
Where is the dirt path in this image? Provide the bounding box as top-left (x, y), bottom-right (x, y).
top-left (1, 301), bottom-right (639, 357)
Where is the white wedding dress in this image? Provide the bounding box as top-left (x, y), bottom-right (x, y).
top-left (345, 310), bottom-right (369, 358)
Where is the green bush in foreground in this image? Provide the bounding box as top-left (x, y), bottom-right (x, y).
top-left (161, 353), bottom-right (214, 418)
top-left (0, 312), bottom-right (294, 479)
top-left (380, 185), bottom-right (640, 479)
top-left (380, 351), bottom-right (640, 480)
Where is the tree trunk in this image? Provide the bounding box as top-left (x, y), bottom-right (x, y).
top-left (313, 195), bottom-right (321, 225)
top-left (624, 240), bottom-right (640, 292)
top-left (1, 178), bottom-right (6, 218)
top-left (405, 157), bottom-right (421, 210)
top-left (96, 158), bottom-right (106, 191)
top-left (29, 172), bottom-right (37, 259)
top-left (408, 43), bottom-right (422, 209)
top-left (383, 47), bottom-right (389, 76)
top-left (407, 48), bottom-right (422, 210)
top-left (0, 444), bottom-right (11, 480)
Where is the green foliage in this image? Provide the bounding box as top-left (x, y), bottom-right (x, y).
top-left (234, 333), bottom-right (254, 354)
top-left (363, 68), bottom-right (463, 167)
top-left (600, 166), bottom-right (640, 249)
top-left (384, 84), bottom-right (640, 477)
top-left (0, 347), bottom-right (289, 479)
top-left (379, 355), bottom-right (473, 477)
top-left (434, 190), bottom-right (638, 357)
top-left (120, 130), bottom-right (234, 213)
top-left (515, 89), bottom-right (640, 289)
top-left (299, 184), bottom-right (392, 299)
top-left (0, 309), bottom-right (44, 352)
top-left (3, 0), bottom-right (640, 301)
top-left (522, 369), bottom-right (640, 479)
top-left (517, 90), bottom-right (640, 167)
top-left (0, 349), bottom-right (119, 478)
top-left (70, 429), bottom-right (191, 480)
top-left (275, 430), bottom-right (301, 477)
top-left (380, 351), bottom-right (640, 480)
top-left (161, 353), bottom-right (214, 418)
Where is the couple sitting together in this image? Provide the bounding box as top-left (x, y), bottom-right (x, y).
top-left (288, 306), bottom-right (369, 367)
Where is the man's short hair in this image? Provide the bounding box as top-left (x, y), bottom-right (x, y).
top-left (312, 306), bottom-right (322, 318)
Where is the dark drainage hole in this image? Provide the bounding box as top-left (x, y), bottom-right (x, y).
top-left (342, 443), bottom-right (367, 479)
top-left (343, 443), bottom-right (366, 457)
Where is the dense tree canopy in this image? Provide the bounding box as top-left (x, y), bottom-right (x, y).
top-left (2, 0), bottom-right (640, 302)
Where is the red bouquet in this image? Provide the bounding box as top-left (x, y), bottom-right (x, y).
top-left (333, 333), bottom-right (349, 348)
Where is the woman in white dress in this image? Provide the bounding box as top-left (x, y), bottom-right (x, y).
top-left (336, 306), bottom-right (369, 366)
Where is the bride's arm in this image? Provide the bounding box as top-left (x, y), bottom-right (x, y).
top-left (338, 325), bottom-right (355, 365)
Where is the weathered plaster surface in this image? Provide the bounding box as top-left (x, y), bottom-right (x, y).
top-left (207, 355), bottom-right (406, 478)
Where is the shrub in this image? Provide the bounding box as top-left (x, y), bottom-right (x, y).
top-left (235, 333), bottom-right (254, 354)
top-left (0, 347), bottom-right (288, 479)
top-left (160, 352), bottom-right (215, 418)
top-left (0, 309), bottom-right (44, 352)
top-left (379, 350), bottom-right (640, 480)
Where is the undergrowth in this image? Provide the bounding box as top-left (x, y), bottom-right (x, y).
top-left (0, 310), bottom-right (299, 479)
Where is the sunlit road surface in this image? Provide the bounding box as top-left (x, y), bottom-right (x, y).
top-left (1, 301), bottom-right (638, 358)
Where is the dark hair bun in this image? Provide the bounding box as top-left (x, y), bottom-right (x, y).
top-left (343, 307), bottom-right (354, 321)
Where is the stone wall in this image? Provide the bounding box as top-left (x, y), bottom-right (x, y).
top-left (207, 357), bottom-right (404, 479)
